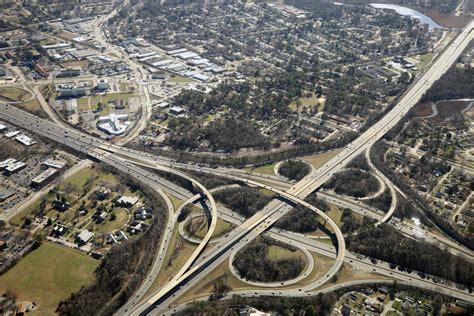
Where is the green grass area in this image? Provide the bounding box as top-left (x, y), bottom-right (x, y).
top-left (0, 242), bottom-right (98, 316)
top-left (416, 52), bottom-right (433, 70)
top-left (289, 94), bottom-right (326, 112)
top-left (66, 167), bottom-right (117, 189)
top-left (267, 245), bottom-right (300, 261)
top-left (168, 73), bottom-right (194, 83)
top-left (204, 113), bottom-right (218, 123)
top-left (88, 208), bottom-right (130, 234)
top-left (302, 149), bottom-right (341, 169)
top-left (87, 92), bottom-right (136, 110)
top-left (244, 162), bottom-right (277, 176)
top-left (0, 87), bottom-right (32, 102)
top-left (168, 195), bottom-right (184, 211)
top-left (192, 218), bottom-right (234, 239)
top-left (77, 97), bottom-right (90, 112)
top-left (21, 98), bottom-right (42, 112)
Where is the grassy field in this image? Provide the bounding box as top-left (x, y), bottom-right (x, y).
top-left (416, 51), bottom-right (433, 70)
top-left (244, 162), bottom-right (277, 175)
top-left (87, 207), bottom-right (130, 234)
top-left (191, 217), bottom-right (234, 239)
top-left (168, 195), bottom-right (184, 211)
top-left (302, 149), bottom-right (342, 169)
top-left (267, 245), bottom-right (301, 261)
top-left (168, 73), bottom-right (194, 83)
top-left (0, 87), bottom-right (32, 102)
top-left (0, 242), bottom-right (98, 316)
top-left (20, 98), bottom-right (42, 113)
top-left (289, 94), bottom-right (326, 112)
top-left (86, 92), bottom-right (136, 111)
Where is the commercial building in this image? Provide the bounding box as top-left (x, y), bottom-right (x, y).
top-left (4, 161), bottom-right (27, 175)
top-left (56, 83), bottom-right (87, 98)
top-left (97, 113), bottom-right (131, 135)
top-left (5, 130), bottom-right (19, 138)
top-left (15, 134), bottom-right (36, 146)
top-left (31, 168), bottom-right (58, 187)
top-left (97, 79), bottom-right (109, 91)
top-left (56, 68), bottom-right (81, 78)
top-left (42, 158), bottom-right (67, 169)
top-left (0, 189), bottom-right (15, 202)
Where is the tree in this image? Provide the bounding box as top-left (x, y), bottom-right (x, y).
top-left (304, 305), bottom-right (317, 316)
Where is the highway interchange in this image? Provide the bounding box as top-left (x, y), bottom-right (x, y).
top-left (0, 10), bottom-right (472, 316)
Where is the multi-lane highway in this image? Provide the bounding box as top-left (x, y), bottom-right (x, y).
top-left (0, 16), bottom-right (471, 316)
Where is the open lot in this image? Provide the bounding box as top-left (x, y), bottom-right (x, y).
top-left (0, 87), bottom-right (32, 102)
top-left (0, 242), bottom-right (98, 315)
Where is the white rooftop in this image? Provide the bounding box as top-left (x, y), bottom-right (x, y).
top-left (15, 134), bottom-right (36, 146)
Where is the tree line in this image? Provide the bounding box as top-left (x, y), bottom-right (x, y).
top-left (347, 225), bottom-right (474, 289)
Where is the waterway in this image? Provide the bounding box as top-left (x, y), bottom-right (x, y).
top-left (370, 3), bottom-right (443, 30)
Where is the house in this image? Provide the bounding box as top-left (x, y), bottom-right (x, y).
top-left (51, 225), bottom-right (66, 237)
top-left (52, 200), bottom-right (70, 212)
top-left (94, 211), bottom-right (108, 223)
top-left (91, 248), bottom-right (107, 259)
top-left (169, 106), bottom-right (186, 116)
top-left (56, 68), bottom-right (81, 78)
top-left (76, 229), bottom-right (94, 245)
top-left (238, 306), bottom-right (270, 316)
top-left (134, 207), bottom-right (152, 220)
top-left (116, 195), bottom-right (139, 207)
top-left (95, 186), bottom-right (111, 200)
top-left (341, 305), bottom-right (352, 316)
top-left (127, 221), bottom-right (146, 234)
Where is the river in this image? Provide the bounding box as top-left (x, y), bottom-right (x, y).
top-left (370, 3), bottom-right (443, 30)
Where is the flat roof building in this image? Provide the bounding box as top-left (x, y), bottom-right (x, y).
top-left (116, 195), bottom-right (139, 207)
top-left (4, 161), bottom-right (27, 174)
top-left (0, 189), bottom-right (15, 202)
top-left (31, 168), bottom-right (58, 186)
top-left (5, 130), bottom-right (20, 138)
top-left (15, 134), bottom-right (36, 146)
top-left (42, 158), bottom-right (67, 169)
top-left (76, 229), bottom-right (94, 244)
top-left (97, 113), bottom-right (131, 135)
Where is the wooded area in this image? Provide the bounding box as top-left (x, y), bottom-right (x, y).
top-left (275, 194), bottom-right (330, 233)
top-left (278, 160), bottom-right (311, 181)
top-left (233, 237), bottom-right (305, 283)
top-left (322, 169), bottom-right (379, 198)
top-left (347, 225), bottom-right (474, 288)
top-left (214, 187), bottom-right (271, 218)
